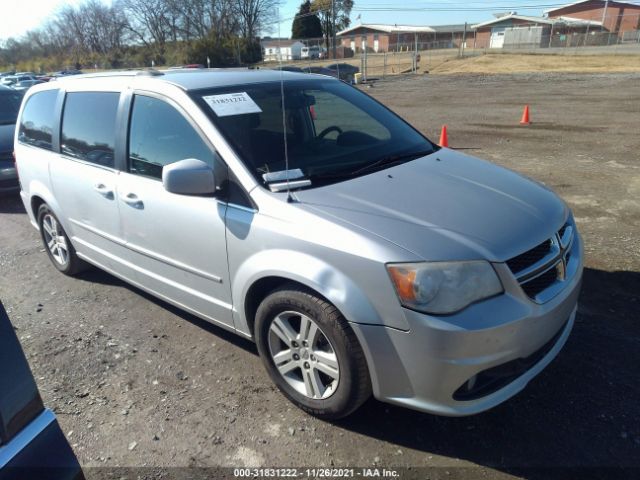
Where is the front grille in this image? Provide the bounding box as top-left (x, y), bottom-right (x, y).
top-left (506, 239), bottom-right (552, 274)
top-left (521, 267), bottom-right (558, 298)
top-left (506, 220), bottom-right (574, 302)
top-left (558, 224), bottom-right (568, 240)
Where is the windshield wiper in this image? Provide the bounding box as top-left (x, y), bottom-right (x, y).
top-left (309, 150), bottom-right (433, 183)
top-left (347, 150), bottom-right (433, 177)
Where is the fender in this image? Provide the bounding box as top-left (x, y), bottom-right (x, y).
top-left (24, 180), bottom-right (71, 235)
top-left (232, 249), bottom-right (409, 336)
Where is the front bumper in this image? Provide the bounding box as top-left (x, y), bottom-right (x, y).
top-left (351, 233), bottom-right (583, 416)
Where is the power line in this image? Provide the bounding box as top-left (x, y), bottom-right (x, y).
top-left (353, 5), bottom-right (578, 13)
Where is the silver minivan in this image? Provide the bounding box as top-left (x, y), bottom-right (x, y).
top-left (14, 70), bottom-right (583, 419)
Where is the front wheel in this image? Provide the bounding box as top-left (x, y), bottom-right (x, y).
top-left (255, 284), bottom-right (371, 419)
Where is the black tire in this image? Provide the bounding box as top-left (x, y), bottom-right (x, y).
top-left (255, 284), bottom-right (371, 419)
top-left (37, 204), bottom-right (88, 276)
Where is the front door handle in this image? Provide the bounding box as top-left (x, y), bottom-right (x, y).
top-left (93, 183), bottom-right (114, 199)
top-left (121, 193), bottom-right (144, 209)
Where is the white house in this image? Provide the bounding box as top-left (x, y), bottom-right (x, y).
top-left (262, 40), bottom-right (305, 62)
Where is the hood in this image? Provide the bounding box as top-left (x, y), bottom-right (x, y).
top-left (294, 149), bottom-right (567, 262)
top-left (0, 123), bottom-right (16, 154)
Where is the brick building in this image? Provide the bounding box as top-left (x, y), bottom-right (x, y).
top-left (472, 12), bottom-right (607, 49)
top-left (337, 24), bottom-right (436, 53)
top-left (472, 14), bottom-right (555, 49)
top-left (545, 0), bottom-right (640, 35)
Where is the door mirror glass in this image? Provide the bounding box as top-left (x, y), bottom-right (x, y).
top-left (162, 159), bottom-right (216, 195)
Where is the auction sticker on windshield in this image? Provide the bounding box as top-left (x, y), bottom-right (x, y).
top-left (203, 92), bottom-right (262, 117)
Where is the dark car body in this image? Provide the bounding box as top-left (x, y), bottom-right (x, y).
top-left (52, 70), bottom-right (83, 78)
top-left (0, 301), bottom-right (82, 479)
top-left (0, 87), bottom-right (22, 194)
top-left (301, 66), bottom-right (339, 78)
top-left (273, 65), bottom-right (305, 73)
top-left (325, 63), bottom-right (359, 82)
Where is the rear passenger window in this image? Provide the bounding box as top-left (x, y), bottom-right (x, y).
top-left (18, 89), bottom-right (58, 151)
top-left (61, 92), bottom-right (119, 168)
top-left (128, 95), bottom-right (214, 179)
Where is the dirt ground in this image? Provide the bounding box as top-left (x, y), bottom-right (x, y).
top-left (1, 72), bottom-right (639, 479)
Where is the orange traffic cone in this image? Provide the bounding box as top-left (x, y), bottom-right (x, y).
top-left (439, 125), bottom-right (449, 147)
top-left (520, 105), bottom-right (531, 125)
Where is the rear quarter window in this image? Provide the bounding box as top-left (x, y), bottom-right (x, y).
top-left (18, 89), bottom-right (58, 151)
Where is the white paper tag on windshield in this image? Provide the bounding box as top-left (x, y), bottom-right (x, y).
top-left (262, 169), bottom-right (305, 183)
top-left (203, 92), bottom-right (262, 117)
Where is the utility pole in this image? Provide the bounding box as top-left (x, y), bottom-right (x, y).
top-left (413, 32), bottom-right (418, 73)
top-left (461, 22), bottom-right (467, 57)
top-left (602, 0), bottom-right (609, 31)
top-left (332, 0), bottom-right (337, 60)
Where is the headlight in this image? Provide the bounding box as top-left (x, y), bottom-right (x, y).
top-left (386, 261), bottom-right (503, 314)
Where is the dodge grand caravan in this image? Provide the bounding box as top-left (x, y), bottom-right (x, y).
top-left (14, 70), bottom-right (583, 419)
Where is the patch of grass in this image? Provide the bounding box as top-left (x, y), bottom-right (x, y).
top-left (430, 53), bottom-right (640, 75)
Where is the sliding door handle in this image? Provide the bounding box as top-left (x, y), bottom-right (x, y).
top-left (121, 193), bottom-right (144, 209)
top-left (93, 183), bottom-right (114, 199)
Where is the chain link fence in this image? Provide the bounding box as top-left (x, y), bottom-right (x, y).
top-left (261, 13), bottom-right (640, 80)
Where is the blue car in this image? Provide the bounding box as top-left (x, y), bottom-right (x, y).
top-left (0, 301), bottom-right (83, 479)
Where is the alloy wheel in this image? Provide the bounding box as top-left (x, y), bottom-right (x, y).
top-left (42, 214), bottom-right (69, 266)
top-left (268, 311), bottom-right (340, 400)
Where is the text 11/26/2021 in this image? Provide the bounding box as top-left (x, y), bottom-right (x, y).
top-left (233, 467), bottom-right (401, 478)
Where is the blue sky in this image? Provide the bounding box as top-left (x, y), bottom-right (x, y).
top-left (3, 1), bottom-right (637, 42)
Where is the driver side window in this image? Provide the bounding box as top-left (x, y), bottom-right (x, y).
top-left (128, 95), bottom-right (216, 179)
top-left (310, 90), bottom-right (390, 141)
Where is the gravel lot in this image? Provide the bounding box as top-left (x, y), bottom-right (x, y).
top-left (1, 72), bottom-right (639, 479)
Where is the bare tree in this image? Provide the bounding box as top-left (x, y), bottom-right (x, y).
top-left (120, 0), bottom-right (171, 54)
top-left (0, 0), bottom-right (272, 71)
top-left (311, 0), bottom-right (353, 52)
top-left (233, 0), bottom-right (279, 40)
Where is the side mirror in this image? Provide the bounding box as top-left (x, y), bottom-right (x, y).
top-left (162, 158), bottom-right (216, 196)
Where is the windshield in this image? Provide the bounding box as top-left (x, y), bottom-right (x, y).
top-left (191, 79), bottom-right (435, 188)
top-left (0, 90), bottom-right (23, 125)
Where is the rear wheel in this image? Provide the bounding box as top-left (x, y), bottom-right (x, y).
top-left (255, 284), bottom-right (371, 419)
top-left (37, 204), bottom-right (88, 275)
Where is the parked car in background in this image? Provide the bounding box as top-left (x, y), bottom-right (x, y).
top-left (273, 65), bottom-right (305, 73)
top-left (325, 63), bottom-right (359, 83)
top-left (0, 301), bottom-right (83, 479)
top-left (301, 45), bottom-right (320, 59)
top-left (167, 65), bottom-right (205, 70)
top-left (1, 75), bottom-right (37, 87)
top-left (0, 86), bottom-right (22, 195)
top-left (301, 66), bottom-right (339, 78)
top-left (12, 80), bottom-right (44, 91)
top-left (0, 76), bottom-right (18, 87)
top-left (52, 70), bottom-right (82, 77)
top-left (15, 70), bottom-right (582, 419)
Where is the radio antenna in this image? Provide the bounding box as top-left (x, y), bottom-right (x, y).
top-left (277, 10), bottom-right (293, 202)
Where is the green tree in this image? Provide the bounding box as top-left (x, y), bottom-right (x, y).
top-left (311, 0), bottom-right (353, 52)
top-left (291, 1), bottom-right (322, 39)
